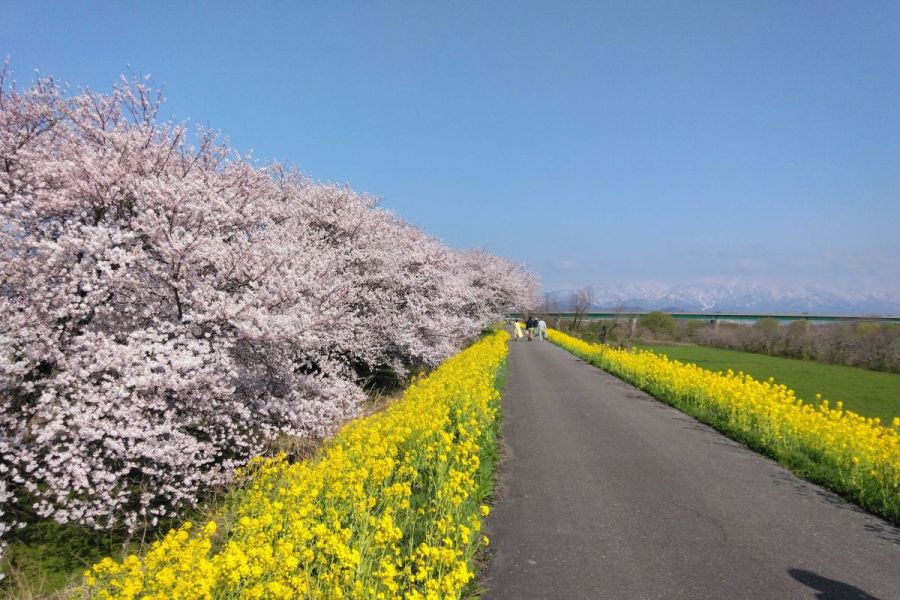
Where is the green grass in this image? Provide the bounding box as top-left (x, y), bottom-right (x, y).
top-left (1, 520), bottom-right (145, 599)
top-left (637, 343), bottom-right (900, 424)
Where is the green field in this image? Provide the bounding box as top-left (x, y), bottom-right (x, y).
top-left (638, 344), bottom-right (900, 424)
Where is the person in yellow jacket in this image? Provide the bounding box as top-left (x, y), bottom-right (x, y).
top-left (512, 319), bottom-right (524, 341)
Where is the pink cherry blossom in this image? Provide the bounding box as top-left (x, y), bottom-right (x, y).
top-left (0, 63), bottom-right (538, 569)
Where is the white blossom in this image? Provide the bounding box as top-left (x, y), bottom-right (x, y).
top-left (0, 64), bottom-right (538, 567)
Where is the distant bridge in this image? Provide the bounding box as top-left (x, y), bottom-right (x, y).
top-left (509, 311), bottom-right (900, 325)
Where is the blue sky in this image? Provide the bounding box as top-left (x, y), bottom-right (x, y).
top-left (2, 1), bottom-right (898, 294)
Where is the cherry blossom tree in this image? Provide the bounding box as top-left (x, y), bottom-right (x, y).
top-left (0, 65), bottom-right (538, 561)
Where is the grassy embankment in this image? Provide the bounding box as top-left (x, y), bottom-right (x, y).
top-left (3, 332), bottom-right (509, 599)
top-left (74, 331), bottom-right (507, 598)
top-left (637, 343), bottom-right (900, 424)
top-left (3, 406), bottom-right (391, 598)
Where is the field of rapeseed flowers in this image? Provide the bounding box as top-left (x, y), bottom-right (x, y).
top-left (549, 329), bottom-right (900, 523)
top-left (84, 331), bottom-right (509, 599)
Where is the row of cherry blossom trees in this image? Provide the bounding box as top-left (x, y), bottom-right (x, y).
top-left (0, 67), bottom-right (538, 565)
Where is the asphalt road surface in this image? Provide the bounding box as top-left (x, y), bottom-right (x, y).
top-left (483, 338), bottom-right (900, 600)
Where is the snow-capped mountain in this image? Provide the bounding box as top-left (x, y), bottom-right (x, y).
top-left (546, 280), bottom-right (900, 315)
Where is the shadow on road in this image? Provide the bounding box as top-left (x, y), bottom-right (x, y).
top-left (863, 521), bottom-right (900, 546)
top-left (788, 568), bottom-right (881, 600)
top-left (770, 472), bottom-right (900, 546)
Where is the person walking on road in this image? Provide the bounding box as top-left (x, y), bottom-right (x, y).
top-left (512, 319), bottom-right (524, 341)
top-left (537, 318), bottom-right (547, 340)
top-left (528, 317), bottom-right (537, 340)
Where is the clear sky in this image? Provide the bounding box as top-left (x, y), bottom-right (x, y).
top-left (2, 1), bottom-right (898, 294)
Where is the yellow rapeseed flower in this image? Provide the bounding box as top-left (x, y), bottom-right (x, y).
top-left (548, 328), bottom-right (899, 521)
top-left (85, 331), bottom-right (509, 599)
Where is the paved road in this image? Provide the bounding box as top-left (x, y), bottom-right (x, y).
top-left (483, 339), bottom-right (900, 600)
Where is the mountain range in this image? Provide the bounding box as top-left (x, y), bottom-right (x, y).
top-left (545, 281), bottom-right (900, 316)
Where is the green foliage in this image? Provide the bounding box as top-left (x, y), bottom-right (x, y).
top-left (1, 520), bottom-right (139, 597)
top-left (637, 311), bottom-right (676, 338)
top-left (639, 343), bottom-right (900, 423)
top-left (753, 317), bottom-right (781, 333)
top-left (681, 319), bottom-right (703, 339)
top-left (754, 317), bottom-right (779, 335)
